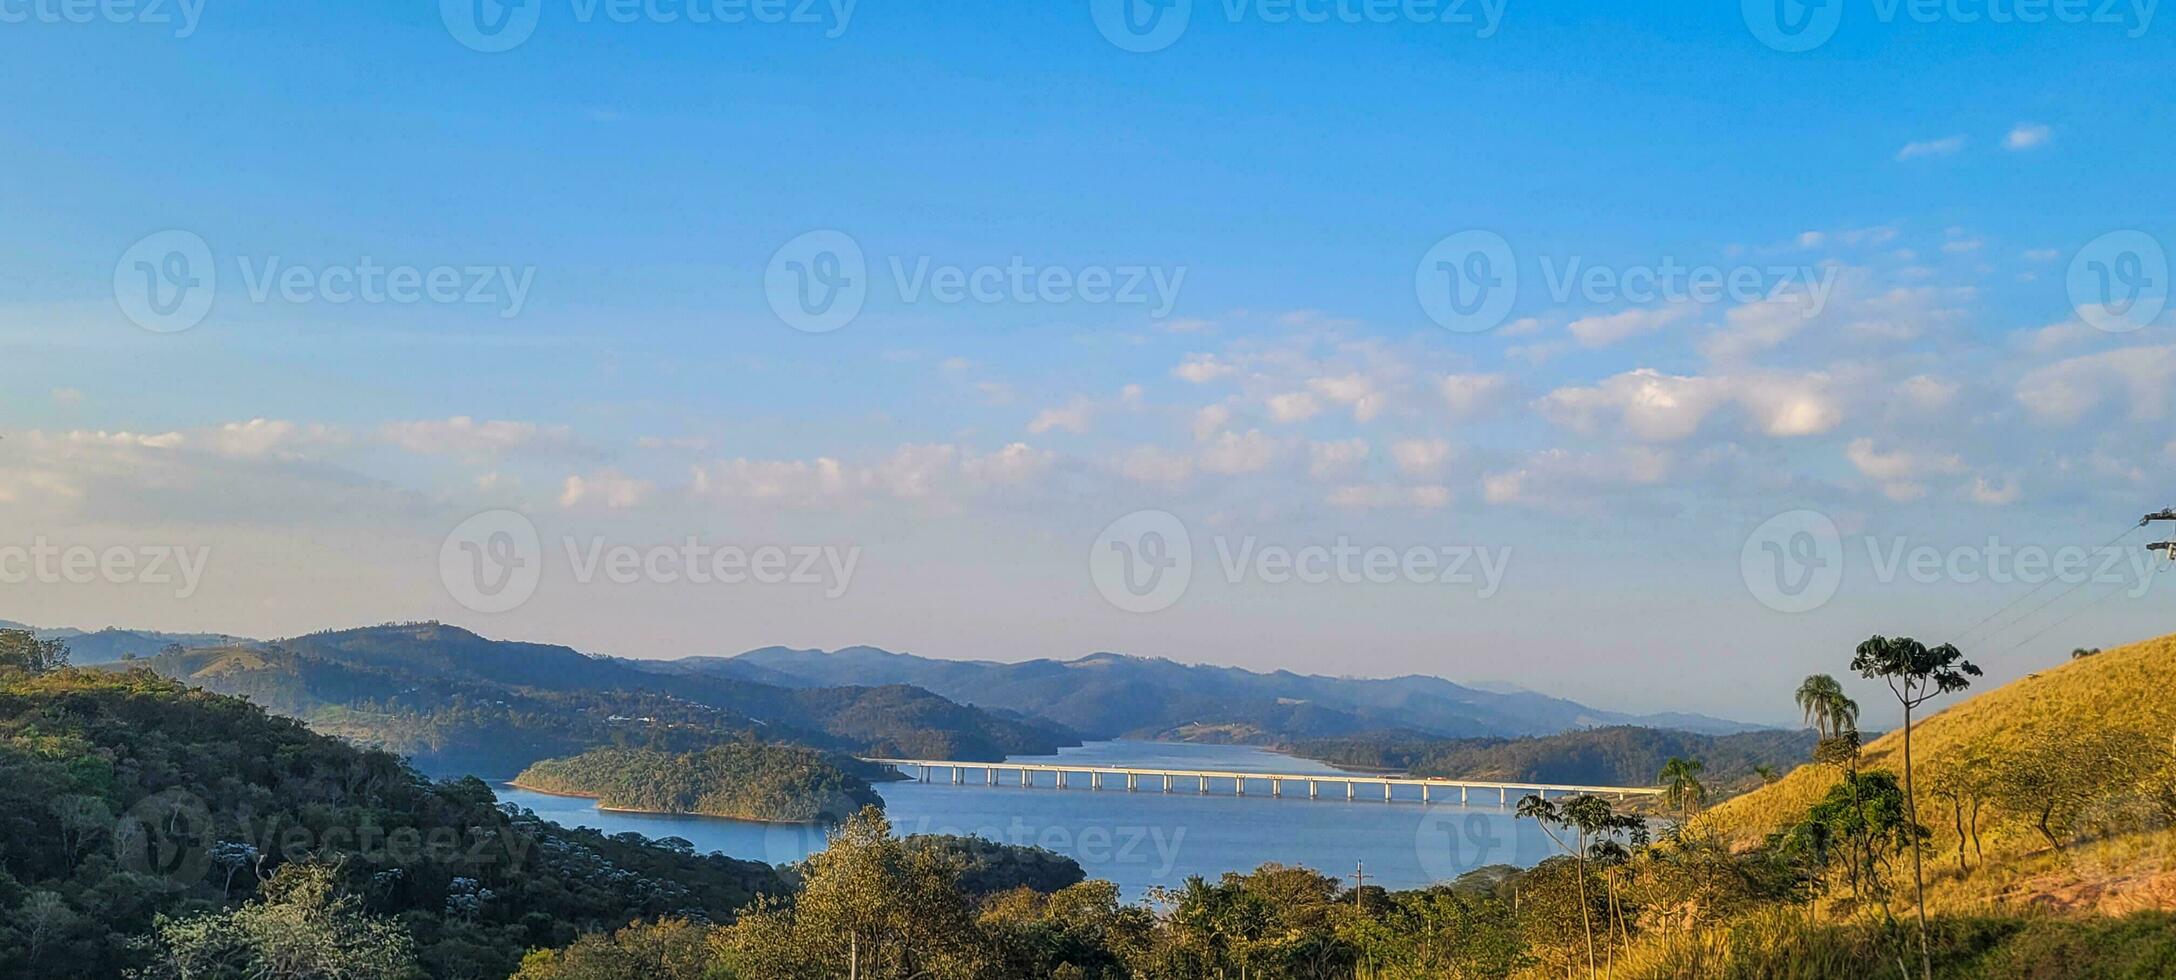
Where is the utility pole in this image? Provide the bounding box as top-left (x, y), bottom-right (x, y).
top-left (1350, 861), bottom-right (1367, 908)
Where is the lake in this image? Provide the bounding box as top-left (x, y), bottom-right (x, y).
top-left (493, 740), bottom-right (1564, 899)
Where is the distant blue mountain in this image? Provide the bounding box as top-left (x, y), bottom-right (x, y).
top-left (658, 645), bottom-right (1766, 743)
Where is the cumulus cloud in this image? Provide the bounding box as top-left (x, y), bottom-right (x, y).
top-left (1567, 303), bottom-right (1698, 348)
top-left (1327, 484), bottom-right (1450, 510)
top-left (380, 417), bottom-right (571, 456)
top-left (1306, 373), bottom-right (1385, 422)
top-left (2016, 345), bottom-right (2176, 424)
top-left (1307, 438), bottom-right (1369, 479)
top-left (560, 469), bottom-right (655, 509)
top-left (1267, 391), bottom-right (1322, 423)
top-left (1440, 374), bottom-right (1510, 419)
top-left (1482, 447), bottom-right (1671, 507)
top-left (1174, 353), bottom-right (1237, 384)
top-left (1539, 369), bottom-right (1841, 442)
top-left (1198, 430), bottom-right (1283, 475)
top-left (1389, 438), bottom-right (1453, 477)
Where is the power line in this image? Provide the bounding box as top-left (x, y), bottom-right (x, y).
top-left (1949, 522), bottom-right (2143, 647)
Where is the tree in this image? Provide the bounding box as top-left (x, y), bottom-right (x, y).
top-left (1794, 674), bottom-right (1860, 741)
top-left (1989, 724), bottom-right (2169, 853)
top-left (0, 631), bottom-right (68, 678)
top-left (1919, 742), bottom-right (1996, 875)
top-left (1517, 794), bottom-right (1644, 978)
top-left (135, 861), bottom-right (420, 980)
top-left (711, 806), bottom-right (992, 980)
top-left (1850, 635), bottom-right (1980, 980)
top-left (1657, 757), bottom-right (1707, 820)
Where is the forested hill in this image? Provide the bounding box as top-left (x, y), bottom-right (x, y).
top-left (0, 666), bottom-right (784, 979)
top-left (1294, 725), bottom-right (1818, 795)
top-left (675, 645), bottom-right (1761, 742)
top-left (514, 744), bottom-right (884, 823)
top-left (131, 622), bottom-right (1072, 775)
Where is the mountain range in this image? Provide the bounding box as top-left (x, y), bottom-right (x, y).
top-left (661, 644), bottom-right (1762, 741)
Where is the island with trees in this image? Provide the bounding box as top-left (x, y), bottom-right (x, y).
top-left (512, 743), bottom-right (884, 824)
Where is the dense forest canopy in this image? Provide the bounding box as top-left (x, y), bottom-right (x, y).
top-left (513, 744), bottom-right (883, 823)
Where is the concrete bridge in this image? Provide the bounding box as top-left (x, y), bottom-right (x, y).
top-left (863, 758), bottom-right (1666, 805)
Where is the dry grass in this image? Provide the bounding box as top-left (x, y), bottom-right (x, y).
top-left (1697, 631), bottom-right (2176, 852)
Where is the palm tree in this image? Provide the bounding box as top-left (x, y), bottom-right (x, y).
top-left (1656, 756), bottom-right (1707, 819)
top-left (1851, 635), bottom-right (1981, 980)
top-left (1795, 673), bottom-right (1860, 739)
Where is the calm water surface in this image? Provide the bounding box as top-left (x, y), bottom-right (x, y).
top-left (493, 740), bottom-right (1559, 899)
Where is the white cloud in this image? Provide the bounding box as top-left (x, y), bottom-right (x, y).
top-left (1174, 353), bottom-right (1236, 384)
top-left (1539, 369), bottom-right (1841, 442)
top-left (1538, 370), bottom-right (1730, 442)
top-left (1566, 302), bottom-right (1697, 348)
top-left (2016, 345), bottom-right (2176, 424)
top-left (1898, 375), bottom-right (1960, 413)
top-left (1389, 438), bottom-right (1453, 477)
top-left (1028, 399), bottom-right (1094, 435)
top-left (1121, 446), bottom-right (1194, 486)
top-left (1267, 391), bottom-right (1322, 424)
top-left (1327, 484), bottom-right (1450, 510)
top-left (1198, 429), bottom-right (1282, 475)
top-left (560, 469), bottom-right (654, 509)
top-left (1969, 476), bottom-right (2022, 505)
top-left (1896, 135), bottom-right (1967, 160)
top-left (1440, 373), bottom-right (1510, 420)
top-left (1307, 438), bottom-right (1369, 480)
top-left (1192, 404), bottom-right (1233, 442)
top-left (2004, 122), bottom-right (2052, 150)
top-left (1306, 373), bottom-right (1385, 422)
top-left (50, 388), bottom-right (84, 407)
top-left (1482, 447), bottom-right (1671, 507)
top-left (380, 417), bottom-right (570, 456)
top-left (210, 419), bottom-right (344, 459)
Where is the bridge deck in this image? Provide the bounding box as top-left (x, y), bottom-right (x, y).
top-left (863, 757), bottom-right (1664, 798)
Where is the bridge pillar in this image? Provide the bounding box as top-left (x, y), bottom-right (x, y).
top-left (1460, 786), bottom-right (1468, 805)
top-left (1271, 778), bottom-right (1281, 797)
top-left (1235, 777), bottom-right (1245, 796)
top-left (1198, 776), bottom-right (1207, 795)
top-left (1383, 781), bottom-right (1392, 802)
top-left (1091, 772), bottom-right (1103, 791)
top-left (1161, 774), bottom-right (1170, 793)
top-left (987, 767), bottom-right (997, 785)
top-left (1422, 785), bottom-right (1431, 803)
top-left (919, 765), bottom-right (930, 782)
top-left (1056, 771), bottom-right (1068, 789)
top-left (1021, 769), bottom-right (1031, 787)
top-left (1127, 773), bottom-right (1138, 792)
top-left (1308, 780), bottom-right (1318, 800)
top-left (951, 767), bottom-right (963, 785)
top-left (1346, 782), bottom-right (1355, 801)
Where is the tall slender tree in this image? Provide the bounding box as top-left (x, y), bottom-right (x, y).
top-left (1656, 756), bottom-right (1707, 820)
top-left (1851, 635), bottom-right (1980, 980)
top-left (1795, 673), bottom-right (1860, 739)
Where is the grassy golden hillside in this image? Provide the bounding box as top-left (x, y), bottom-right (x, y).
top-left (1701, 631), bottom-right (2176, 851)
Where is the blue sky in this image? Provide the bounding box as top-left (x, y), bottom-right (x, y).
top-left (2, 3), bottom-right (2173, 722)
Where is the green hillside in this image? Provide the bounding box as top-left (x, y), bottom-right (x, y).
top-left (514, 744), bottom-right (883, 823)
top-left (0, 665), bottom-right (784, 979)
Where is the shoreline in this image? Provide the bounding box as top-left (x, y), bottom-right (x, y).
top-left (500, 780), bottom-right (838, 826)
